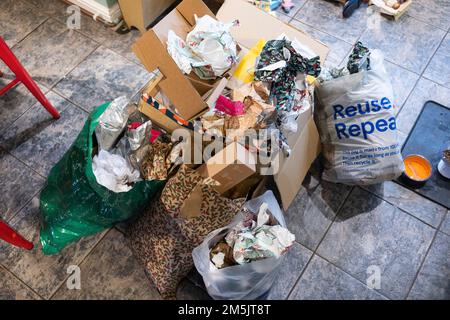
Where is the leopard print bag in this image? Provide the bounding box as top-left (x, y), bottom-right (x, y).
top-left (127, 165), bottom-right (245, 299)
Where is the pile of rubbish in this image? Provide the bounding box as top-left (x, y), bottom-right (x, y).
top-left (38, 0), bottom-right (404, 300)
top-left (93, 96), bottom-right (183, 192)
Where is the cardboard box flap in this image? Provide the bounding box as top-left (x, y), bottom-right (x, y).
top-left (217, 0), bottom-right (329, 63)
top-left (274, 117), bottom-right (321, 210)
top-left (177, 0), bottom-right (215, 25)
top-left (152, 9), bottom-right (191, 45)
top-left (132, 30), bottom-right (207, 119)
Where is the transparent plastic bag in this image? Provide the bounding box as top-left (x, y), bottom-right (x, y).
top-left (192, 190), bottom-right (287, 300)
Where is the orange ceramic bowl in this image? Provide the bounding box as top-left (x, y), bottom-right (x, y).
top-left (403, 154), bottom-right (432, 183)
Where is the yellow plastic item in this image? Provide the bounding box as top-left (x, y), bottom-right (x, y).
top-left (233, 39), bottom-right (267, 84)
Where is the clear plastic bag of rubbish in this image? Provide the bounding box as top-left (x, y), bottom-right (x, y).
top-left (192, 190), bottom-right (287, 300)
top-left (95, 96), bottom-right (129, 151)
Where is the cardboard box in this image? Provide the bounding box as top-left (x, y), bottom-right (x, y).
top-left (118, 0), bottom-right (177, 33)
top-left (197, 142), bottom-right (257, 194)
top-left (133, 0), bottom-right (330, 209)
top-left (132, 0), bottom-right (217, 120)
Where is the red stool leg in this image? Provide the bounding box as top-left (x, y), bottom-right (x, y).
top-left (0, 37), bottom-right (60, 119)
top-left (0, 220), bottom-right (34, 250)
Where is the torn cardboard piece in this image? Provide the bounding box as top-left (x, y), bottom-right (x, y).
top-left (197, 142), bottom-right (256, 194)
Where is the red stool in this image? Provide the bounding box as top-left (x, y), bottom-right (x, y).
top-left (0, 220), bottom-right (33, 250)
top-left (0, 36), bottom-right (60, 119)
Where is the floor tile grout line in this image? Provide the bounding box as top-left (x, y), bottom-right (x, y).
top-left (289, 0), bottom-right (309, 20)
top-left (286, 186), bottom-right (354, 299)
top-left (404, 225), bottom-right (441, 299)
top-left (404, 12), bottom-right (450, 34)
top-left (289, 16), bottom-right (356, 46)
top-left (419, 29), bottom-right (450, 88)
top-left (5, 150), bottom-right (46, 179)
top-left (404, 207), bottom-right (450, 298)
top-left (47, 42), bottom-right (101, 93)
top-left (9, 15), bottom-right (51, 51)
top-left (396, 30), bottom-right (449, 116)
top-left (312, 251), bottom-right (392, 300)
top-left (4, 185), bottom-right (44, 224)
top-left (359, 185), bottom-right (443, 230)
top-left (69, 27), bottom-right (145, 68)
top-left (0, 264), bottom-right (46, 300)
top-left (47, 228), bottom-right (112, 300)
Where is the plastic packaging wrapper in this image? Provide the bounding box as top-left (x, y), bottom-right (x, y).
top-left (229, 39), bottom-right (266, 88)
top-left (127, 120), bottom-right (152, 151)
top-left (167, 30), bottom-right (205, 76)
top-left (187, 15), bottom-right (239, 78)
top-left (92, 149), bottom-right (141, 193)
top-left (95, 96), bottom-right (129, 151)
top-left (315, 47), bottom-right (404, 185)
top-left (215, 95), bottom-right (245, 116)
top-left (167, 15), bottom-right (238, 79)
top-left (192, 190), bottom-right (290, 300)
top-left (39, 102), bottom-right (164, 255)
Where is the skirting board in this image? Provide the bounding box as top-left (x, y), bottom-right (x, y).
top-left (65, 0), bottom-right (122, 24)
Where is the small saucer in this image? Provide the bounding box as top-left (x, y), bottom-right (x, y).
top-left (437, 159), bottom-right (450, 179)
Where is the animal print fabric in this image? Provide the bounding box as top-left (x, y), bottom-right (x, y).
top-left (128, 165), bottom-right (245, 299)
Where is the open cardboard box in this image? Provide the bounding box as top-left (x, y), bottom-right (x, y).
top-left (132, 0), bottom-right (329, 210)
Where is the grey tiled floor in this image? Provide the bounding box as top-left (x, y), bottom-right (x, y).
top-left (1, 0), bottom-right (449, 300)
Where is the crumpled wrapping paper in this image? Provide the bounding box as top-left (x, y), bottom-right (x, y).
top-left (221, 202), bottom-right (295, 265)
top-left (167, 15), bottom-right (238, 79)
top-left (92, 149), bottom-right (141, 193)
top-left (318, 41), bottom-right (371, 83)
top-left (254, 39), bottom-right (321, 111)
top-left (95, 96), bottom-right (129, 151)
top-left (253, 39), bottom-right (320, 157)
top-left (127, 120), bottom-right (152, 151)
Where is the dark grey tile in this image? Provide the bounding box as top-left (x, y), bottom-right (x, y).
top-left (99, 29), bottom-right (142, 65)
top-left (25, 0), bottom-right (69, 17)
top-left (177, 279), bottom-right (212, 300)
top-left (52, 5), bottom-right (141, 64)
top-left (363, 181), bottom-right (446, 228)
top-left (0, 267), bottom-right (41, 300)
top-left (11, 18), bottom-right (98, 88)
top-left (0, 197), bottom-right (107, 299)
top-left (289, 255), bottom-right (386, 300)
top-left (423, 33), bottom-right (450, 89)
top-left (54, 47), bottom-right (151, 112)
top-left (267, 242), bottom-right (313, 300)
top-left (407, 0), bottom-right (450, 31)
top-left (0, 63), bottom-right (50, 133)
top-left (408, 232), bottom-right (450, 300)
top-left (317, 187), bottom-right (436, 299)
top-left (0, 150), bottom-right (44, 221)
top-left (276, 12), bottom-right (293, 24)
top-left (384, 61), bottom-right (420, 111)
top-left (289, 19), bottom-right (353, 67)
top-left (0, 91), bottom-right (88, 176)
top-left (294, 0), bottom-right (369, 43)
top-left (359, 15), bottom-right (446, 73)
top-left (0, 0), bottom-right (48, 47)
top-left (52, 229), bottom-right (161, 300)
top-left (285, 164), bottom-right (352, 251)
top-left (397, 78), bottom-right (450, 136)
top-left (440, 211), bottom-right (450, 236)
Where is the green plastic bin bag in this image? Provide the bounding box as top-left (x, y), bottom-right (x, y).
top-left (39, 102), bottom-right (165, 255)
